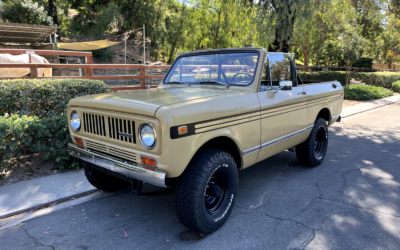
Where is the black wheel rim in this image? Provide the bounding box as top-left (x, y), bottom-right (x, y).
top-left (314, 126), bottom-right (326, 159)
top-left (204, 168), bottom-right (228, 214)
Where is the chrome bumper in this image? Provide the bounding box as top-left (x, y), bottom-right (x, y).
top-left (67, 143), bottom-right (166, 187)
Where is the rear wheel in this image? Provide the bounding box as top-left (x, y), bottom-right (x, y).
top-left (83, 162), bottom-right (131, 192)
top-left (296, 117), bottom-right (329, 167)
top-left (174, 148), bottom-right (238, 234)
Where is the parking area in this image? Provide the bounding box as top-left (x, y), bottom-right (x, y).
top-left (2, 102), bottom-right (400, 250)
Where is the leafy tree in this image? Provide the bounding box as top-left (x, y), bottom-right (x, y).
top-left (2, 0), bottom-right (54, 25)
top-left (260, 0), bottom-right (314, 52)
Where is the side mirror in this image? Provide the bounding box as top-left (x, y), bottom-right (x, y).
top-left (273, 81), bottom-right (293, 93)
top-left (279, 81), bottom-right (293, 90)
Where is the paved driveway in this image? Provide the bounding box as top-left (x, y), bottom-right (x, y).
top-left (2, 103), bottom-right (400, 250)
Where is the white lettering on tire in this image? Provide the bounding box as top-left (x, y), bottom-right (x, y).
top-left (214, 194), bottom-right (234, 222)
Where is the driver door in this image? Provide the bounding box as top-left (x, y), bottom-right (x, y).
top-left (257, 53), bottom-right (309, 162)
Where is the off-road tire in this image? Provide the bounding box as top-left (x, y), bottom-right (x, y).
top-left (174, 148), bottom-right (238, 234)
top-left (296, 117), bottom-right (329, 167)
top-left (83, 162), bottom-right (131, 192)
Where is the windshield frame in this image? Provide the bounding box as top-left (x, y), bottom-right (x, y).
top-left (162, 50), bottom-right (261, 87)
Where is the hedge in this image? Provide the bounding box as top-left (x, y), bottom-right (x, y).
top-left (299, 71), bottom-right (400, 90)
top-left (0, 114), bottom-right (79, 176)
top-left (344, 85), bottom-right (393, 101)
top-left (298, 71), bottom-right (347, 86)
top-left (0, 79), bottom-right (111, 118)
top-left (353, 72), bottom-right (400, 89)
top-left (393, 81), bottom-right (400, 92)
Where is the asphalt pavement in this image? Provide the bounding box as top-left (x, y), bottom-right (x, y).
top-left (1, 102), bottom-right (400, 250)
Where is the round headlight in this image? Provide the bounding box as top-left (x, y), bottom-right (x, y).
top-left (139, 124), bottom-right (156, 149)
top-left (70, 111), bottom-right (81, 132)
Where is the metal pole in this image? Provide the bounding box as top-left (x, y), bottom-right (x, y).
top-left (124, 33), bottom-right (127, 65)
top-left (143, 24), bottom-right (145, 65)
top-left (125, 33), bottom-right (127, 79)
top-left (49, 34), bottom-right (54, 63)
top-left (54, 33), bottom-right (58, 64)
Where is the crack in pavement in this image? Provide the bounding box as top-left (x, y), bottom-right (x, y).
top-left (19, 225), bottom-right (55, 250)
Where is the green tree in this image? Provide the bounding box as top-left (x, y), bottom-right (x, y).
top-left (2, 0), bottom-right (54, 25)
top-left (260, 0), bottom-right (314, 52)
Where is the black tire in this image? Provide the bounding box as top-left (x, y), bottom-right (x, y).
top-left (83, 162), bottom-right (131, 192)
top-left (296, 117), bottom-right (329, 167)
top-left (174, 148), bottom-right (238, 234)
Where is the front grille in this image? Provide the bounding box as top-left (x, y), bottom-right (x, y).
top-left (108, 117), bottom-right (136, 144)
top-left (83, 113), bottom-right (106, 137)
top-left (86, 140), bottom-right (107, 153)
top-left (81, 112), bottom-right (136, 144)
top-left (109, 146), bottom-right (137, 162)
top-left (86, 140), bottom-right (137, 163)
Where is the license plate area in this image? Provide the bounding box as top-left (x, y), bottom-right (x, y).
top-left (94, 157), bottom-right (115, 170)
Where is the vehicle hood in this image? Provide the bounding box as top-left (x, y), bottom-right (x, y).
top-left (68, 86), bottom-right (244, 117)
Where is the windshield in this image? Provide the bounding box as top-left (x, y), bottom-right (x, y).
top-left (164, 52), bottom-right (259, 86)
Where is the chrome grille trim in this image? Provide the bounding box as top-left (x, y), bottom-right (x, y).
top-left (86, 140), bottom-right (137, 163)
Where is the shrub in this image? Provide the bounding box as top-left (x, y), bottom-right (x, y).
top-left (0, 79), bottom-right (111, 118)
top-left (92, 48), bottom-right (114, 63)
top-left (298, 71), bottom-right (347, 86)
top-left (393, 81), bottom-right (400, 93)
top-left (344, 85), bottom-right (393, 101)
top-left (0, 114), bottom-right (79, 177)
top-left (353, 72), bottom-right (400, 89)
top-left (352, 57), bottom-right (374, 69)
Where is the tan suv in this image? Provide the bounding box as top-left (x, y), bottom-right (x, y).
top-left (67, 48), bottom-right (343, 233)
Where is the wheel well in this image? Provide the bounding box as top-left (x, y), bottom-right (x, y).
top-left (317, 108), bottom-right (331, 122)
top-left (198, 136), bottom-right (242, 169)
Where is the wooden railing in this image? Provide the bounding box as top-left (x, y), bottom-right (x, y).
top-left (1, 48), bottom-right (399, 92)
top-left (0, 49), bottom-right (94, 76)
top-left (0, 63), bottom-right (170, 91)
top-left (296, 65), bottom-right (400, 72)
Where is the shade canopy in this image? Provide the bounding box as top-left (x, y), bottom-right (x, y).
top-left (57, 40), bottom-right (121, 51)
top-left (0, 23), bottom-right (57, 43)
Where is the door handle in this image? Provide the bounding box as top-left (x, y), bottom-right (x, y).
top-left (297, 91), bottom-right (307, 95)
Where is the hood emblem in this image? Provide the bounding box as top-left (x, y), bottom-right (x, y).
top-left (118, 132), bottom-right (133, 138)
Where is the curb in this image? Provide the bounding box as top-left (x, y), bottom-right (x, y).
top-left (342, 95), bottom-right (400, 119)
top-left (0, 188), bottom-right (130, 231)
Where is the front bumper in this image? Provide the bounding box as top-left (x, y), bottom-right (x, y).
top-left (67, 143), bottom-right (166, 187)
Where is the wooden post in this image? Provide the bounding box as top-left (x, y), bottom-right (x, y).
top-left (140, 67), bottom-right (146, 87)
top-left (85, 55), bottom-right (93, 76)
top-left (29, 54), bottom-right (38, 77)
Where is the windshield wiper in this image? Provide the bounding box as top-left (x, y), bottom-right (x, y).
top-left (165, 81), bottom-right (191, 86)
top-left (199, 80), bottom-right (229, 88)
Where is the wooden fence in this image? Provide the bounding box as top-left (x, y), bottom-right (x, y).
top-left (296, 65), bottom-right (400, 72)
top-left (0, 49), bottom-right (171, 91)
top-left (1, 49), bottom-right (400, 92)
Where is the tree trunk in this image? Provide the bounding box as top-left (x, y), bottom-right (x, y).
top-left (0, 0), bottom-right (5, 23)
top-left (214, 8), bottom-right (222, 49)
top-left (345, 60), bottom-right (349, 89)
top-left (269, 0), bottom-right (295, 52)
top-left (48, 0), bottom-right (58, 26)
top-left (348, 61), bottom-right (353, 88)
top-left (303, 35), bottom-right (309, 72)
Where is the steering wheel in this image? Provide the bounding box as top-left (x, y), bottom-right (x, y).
top-left (231, 73), bottom-right (253, 84)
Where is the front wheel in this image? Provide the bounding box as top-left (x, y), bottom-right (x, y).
top-left (296, 117), bottom-right (329, 167)
top-left (174, 149), bottom-right (238, 234)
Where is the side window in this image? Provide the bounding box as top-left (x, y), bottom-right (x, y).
top-left (268, 54), bottom-right (297, 87)
top-left (260, 57), bottom-right (271, 90)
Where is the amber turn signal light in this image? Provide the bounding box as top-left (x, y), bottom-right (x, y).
top-left (75, 137), bottom-right (84, 149)
top-left (75, 137), bottom-right (83, 145)
top-left (178, 126), bottom-right (187, 135)
top-left (141, 155), bottom-right (157, 168)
